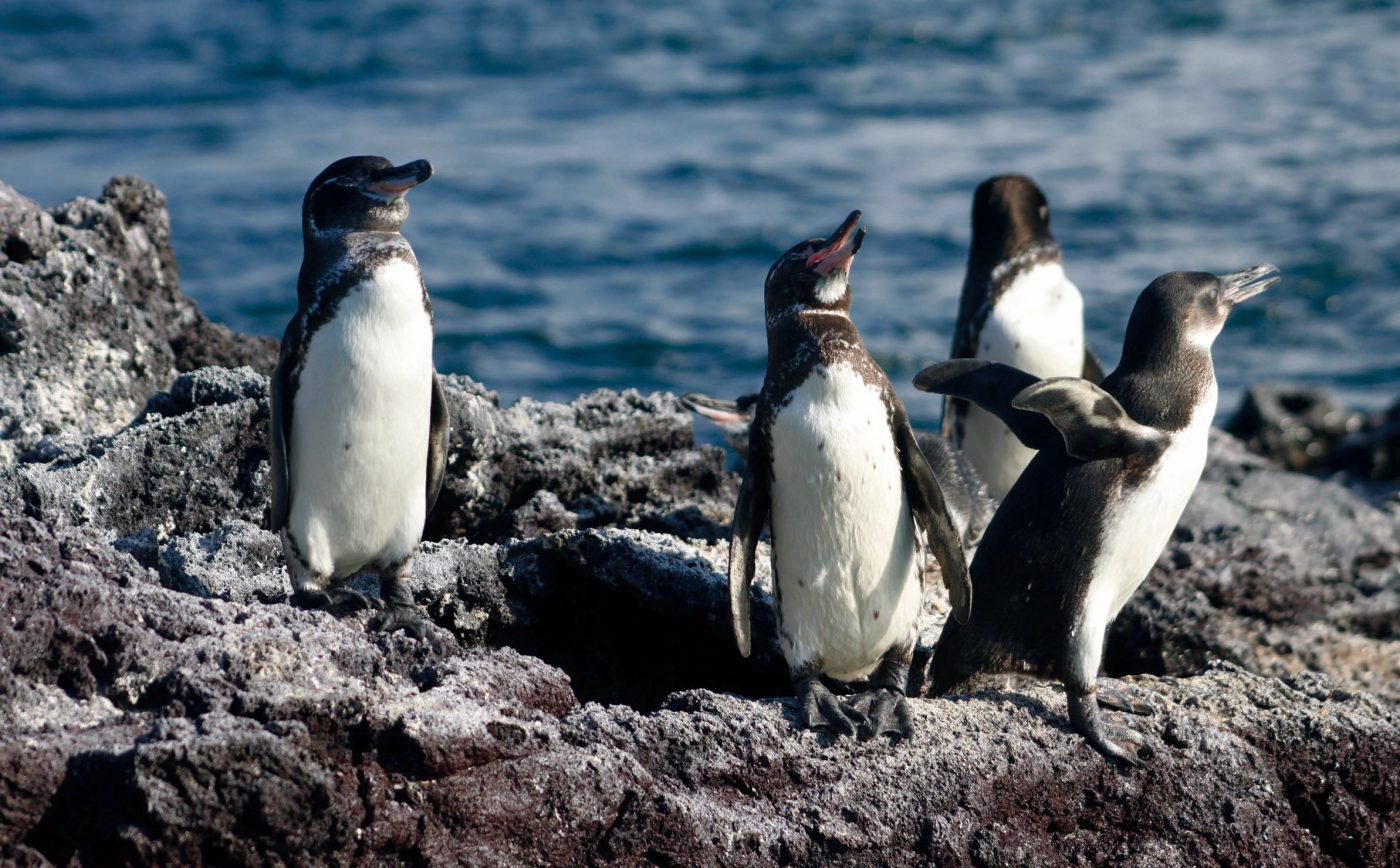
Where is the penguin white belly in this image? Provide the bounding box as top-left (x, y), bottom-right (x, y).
top-left (769, 363), bottom-right (922, 682)
top-left (1069, 385), bottom-right (1216, 683)
top-left (962, 262), bottom-right (1085, 499)
top-left (288, 260), bottom-right (435, 580)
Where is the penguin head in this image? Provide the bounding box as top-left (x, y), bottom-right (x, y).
top-left (302, 156), bottom-right (434, 236)
top-left (764, 210), bottom-right (867, 319)
top-left (1120, 264), bottom-right (1279, 367)
top-left (969, 174), bottom-right (1053, 266)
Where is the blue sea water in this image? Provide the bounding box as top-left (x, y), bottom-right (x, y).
top-left (3, 0), bottom-right (1399, 440)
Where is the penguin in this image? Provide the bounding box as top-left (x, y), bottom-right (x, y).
top-left (268, 155), bottom-right (449, 638)
top-left (944, 175), bottom-right (1104, 500)
top-left (729, 210), bottom-right (971, 739)
top-left (913, 264), bottom-right (1280, 765)
top-left (685, 390), bottom-right (993, 554)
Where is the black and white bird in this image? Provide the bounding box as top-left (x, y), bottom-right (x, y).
top-left (944, 175), bottom-right (1102, 499)
top-left (683, 391), bottom-right (993, 554)
top-left (729, 210), bottom-right (971, 739)
top-left (268, 156), bottom-right (449, 638)
top-left (914, 265), bottom-right (1279, 765)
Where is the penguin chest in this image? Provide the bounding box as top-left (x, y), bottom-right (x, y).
top-left (768, 363), bottom-right (921, 682)
top-left (962, 262), bottom-right (1086, 499)
top-left (1069, 388), bottom-right (1215, 682)
top-left (289, 260), bottom-right (435, 577)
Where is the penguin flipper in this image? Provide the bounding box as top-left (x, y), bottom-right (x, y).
top-left (424, 372), bottom-right (449, 523)
top-left (727, 434), bottom-right (771, 658)
top-left (895, 410), bottom-right (971, 624)
top-left (267, 318), bottom-right (303, 532)
top-left (1011, 377), bottom-right (1163, 461)
top-left (914, 359), bottom-right (1060, 452)
top-left (1082, 345), bottom-right (1106, 385)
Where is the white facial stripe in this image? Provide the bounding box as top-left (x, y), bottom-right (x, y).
top-left (814, 270), bottom-right (847, 305)
top-left (1191, 319), bottom-right (1224, 350)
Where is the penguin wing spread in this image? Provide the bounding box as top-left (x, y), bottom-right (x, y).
top-left (915, 359), bottom-right (1060, 451)
top-left (267, 317), bottom-right (304, 532)
top-left (424, 372), bottom-right (450, 525)
top-left (1011, 377), bottom-right (1163, 461)
top-left (727, 421), bottom-right (771, 659)
top-left (895, 408), bottom-right (971, 624)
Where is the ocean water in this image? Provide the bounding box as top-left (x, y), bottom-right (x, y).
top-left (3, 0), bottom-right (1399, 439)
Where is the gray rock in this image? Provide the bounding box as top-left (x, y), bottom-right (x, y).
top-left (2, 514), bottom-right (1397, 866)
top-left (1228, 381), bottom-right (1400, 481)
top-left (430, 377), bottom-right (736, 543)
top-left (0, 179), bottom-right (276, 462)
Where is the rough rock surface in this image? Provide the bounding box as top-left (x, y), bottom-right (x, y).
top-left (1, 178), bottom-right (1398, 865)
top-left (0, 178), bottom-right (276, 462)
top-left (1228, 382), bottom-right (1400, 480)
top-left (3, 513), bottom-right (1397, 867)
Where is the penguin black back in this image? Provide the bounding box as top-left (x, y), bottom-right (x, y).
top-left (967, 174), bottom-right (1053, 276)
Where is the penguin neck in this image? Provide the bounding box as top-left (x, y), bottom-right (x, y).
top-left (304, 226), bottom-right (406, 257)
top-left (1106, 343), bottom-right (1216, 432)
top-left (967, 240), bottom-right (1062, 303)
top-left (765, 303), bottom-right (851, 333)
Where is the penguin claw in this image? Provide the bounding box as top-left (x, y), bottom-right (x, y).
top-left (291, 587), bottom-right (380, 614)
top-left (1069, 690), bottom-right (1152, 767)
top-left (1097, 724), bottom-right (1152, 767)
top-left (369, 605), bottom-right (435, 642)
top-left (798, 678), bottom-right (865, 737)
top-left (851, 688), bottom-right (914, 740)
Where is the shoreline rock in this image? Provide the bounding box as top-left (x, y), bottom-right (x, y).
top-left (1, 178), bottom-right (1398, 865)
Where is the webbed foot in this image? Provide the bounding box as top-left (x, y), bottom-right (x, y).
top-left (291, 587), bottom-right (380, 614)
top-left (369, 605), bottom-right (435, 641)
top-left (851, 687), bottom-right (914, 740)
top-left (798, 676), bottom-right (865, 737)
top-left (1069, 689), bottom-right (1152, 767)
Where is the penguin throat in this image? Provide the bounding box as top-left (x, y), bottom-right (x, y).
top-left (813, 271), bottom-right (848, 305)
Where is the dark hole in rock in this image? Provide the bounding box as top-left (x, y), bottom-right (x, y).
top-left (3, 234), bottom-right (35, 264)
top-left (493, 547), bottom-right (787, 710)
top-left (1102, 606), bottom-right (1210, 679)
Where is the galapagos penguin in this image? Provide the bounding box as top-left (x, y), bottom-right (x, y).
top-left (729, 210), bottom-right (971, 739)
top-left (915, 264), bottom-right (1279, 764)
top-left (268, 155), bottom-right (449, 638)
top-left (944, 175), bottom-right (1103, 499)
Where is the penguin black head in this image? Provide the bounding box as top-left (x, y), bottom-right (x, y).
top-left (1119, 264), bottom-right (1280, 370)
top-left (764, 210), bottom-right (867, 321)
top-left (302, 156), bottom-right (434, 237)
top-left (969, 174), bottom-right (1053, 268)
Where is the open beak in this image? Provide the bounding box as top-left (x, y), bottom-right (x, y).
top-left (365, 159), bottom-right (434, 197)
top-left (806, 210), bottom-right (866, 276)
top-left (1219, 263), bottom-right (1280, 306)
top-left (679, 392), bottom-right (755, 429)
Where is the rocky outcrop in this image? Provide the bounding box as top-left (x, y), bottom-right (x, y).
top-left (0, 178), bottom-right (275, 463)
top-left (1, 178), bottom-right (1397, 866)
top-left (3, 513), bottom-right (1397, 867)
top-left (1228, 382), bottom-right (1400, 480)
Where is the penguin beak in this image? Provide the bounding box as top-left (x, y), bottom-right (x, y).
top-left (806, 210), bottom-right (866, 276)
top-left (1219, 263), bottom-right (1280, 306)
top-left (365, 160), bottom-right (434, 197)
top-left (679, 392), bottom-right (756, 430)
